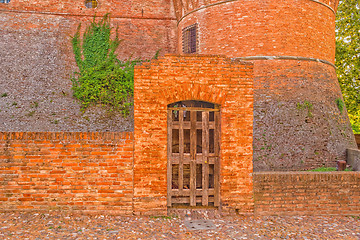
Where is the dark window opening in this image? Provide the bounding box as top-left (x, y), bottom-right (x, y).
top-left (168, 100), bottom-right (218, 109)
top-left (182, 24), bottom-right (197, 54)
top-left (85, 0), bottom-right (98, 8)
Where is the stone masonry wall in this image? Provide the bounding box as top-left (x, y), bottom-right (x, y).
top-left (254, 172), bottom-right (360, 215)
top-left (0, 132), bottom-right (134, 214)
top-left (133, 54), bottom-right (254, 215)
top-left (252, 60), bottom-right (357, 171)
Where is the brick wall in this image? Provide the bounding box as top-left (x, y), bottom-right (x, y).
top-left (254, 172), bottom-right (360, 215)
top-left (1, 131), bottom-right (360, 215)
top-left (0, 132), bottom-right (134, 214)
top-left (133, 54), bottom-right (254, 215)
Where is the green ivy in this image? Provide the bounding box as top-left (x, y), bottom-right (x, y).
top-left (296, 100), bottom-right (313, 118)
top-left (71, 14), bottom-right (140, 115)
top-left (336, 98), bottom-right (344, 113)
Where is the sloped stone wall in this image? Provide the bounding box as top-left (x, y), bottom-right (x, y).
top-left (0, 0), bottom-right (177, 132)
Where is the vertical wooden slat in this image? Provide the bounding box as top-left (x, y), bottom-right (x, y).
top-left (214, 111), bottom-right (221, 207)
top-left (167, 110), bottom-right (173, 207)
top-left (190, 111), bottom-right (197, 206)
top-left (179, 110), bottom-right (184, 192)
top-left (202, 111), bottom-right (209, 206)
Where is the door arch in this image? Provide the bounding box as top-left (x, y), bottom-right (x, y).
top-left (167, 100), bottom-right (220, 207)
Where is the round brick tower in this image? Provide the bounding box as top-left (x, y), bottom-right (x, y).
top-left (174, 0), bottom-right (357, 170)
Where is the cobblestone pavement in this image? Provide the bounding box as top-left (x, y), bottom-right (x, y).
top-left (0, 212), bottom-right (359, 239)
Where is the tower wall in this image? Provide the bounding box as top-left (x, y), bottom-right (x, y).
top-left (174, 0), bottom-right (357, 170)
top-left (176, 0), bottom-right (336, 62)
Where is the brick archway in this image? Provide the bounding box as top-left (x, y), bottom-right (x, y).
top-left (133, 54), bottom-right (254, 215)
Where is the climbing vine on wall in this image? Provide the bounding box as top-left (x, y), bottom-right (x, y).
top-left (71, 14), bottom-right (139, 115)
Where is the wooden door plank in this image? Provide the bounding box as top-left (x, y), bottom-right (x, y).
top-left (214, 111), bottom-right (220, 207)
top-left (190, 161), bottom-right (196, 206)
top-left (170, 188), bottom-right (214, 196)
top-left (171, 122), bottom-right (214, 129)
top-left (190, 110), bottom-right (197, 206)
top-left (167, 110), bottom-right (173, 207)
top-left (179, 110), bottom-right (184, 192)
top-left (202, 111), bottom-right (209, 206)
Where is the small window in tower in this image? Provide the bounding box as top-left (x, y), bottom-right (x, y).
top-left (182, 24), bottom-right (197, 54)
top-left (0, 0), bottom-right (11, 3)
top-left (85, 0), bottom-right (98, 8)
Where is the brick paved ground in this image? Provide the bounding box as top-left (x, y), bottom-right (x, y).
top-left (0, 212), bottom-right (359, 239)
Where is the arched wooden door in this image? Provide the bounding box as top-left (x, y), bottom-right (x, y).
top-left (167, 100), bottom-right (220, 207)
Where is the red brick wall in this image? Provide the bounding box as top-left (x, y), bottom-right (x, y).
top-left (1, 132), bottom-right (360, 215)
top-left (0, 132), bottom-right (134, 214)
top-left (176, 0), bottom-right (336, 62)
top-left (254, 172), bottom-right (360, 215)
top-left (133, 54), bottom-right (254, 215)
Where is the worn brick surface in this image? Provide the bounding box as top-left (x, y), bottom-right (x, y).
top-left (133, 54), bottom-right (254, 215)
top-left (0, 132), bottom-right (134, 214)
top-left (254, 172), bottom-right (360, 215)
